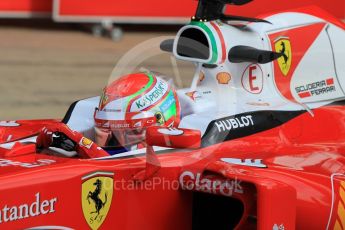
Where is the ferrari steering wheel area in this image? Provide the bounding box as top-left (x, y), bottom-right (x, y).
top-left (36, 124), bottom-right (108, 159)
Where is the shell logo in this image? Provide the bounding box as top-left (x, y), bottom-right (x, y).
top-left (216, 72), bottom-right (231, 84)
top-left (80, 137), bottom-right (93, 149)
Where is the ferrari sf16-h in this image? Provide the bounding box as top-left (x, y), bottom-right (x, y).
top-left (0, 0), bottom-right (344, 229)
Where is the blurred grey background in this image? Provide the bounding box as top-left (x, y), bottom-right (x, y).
top-left (0, 20), bottom-right (194, 120)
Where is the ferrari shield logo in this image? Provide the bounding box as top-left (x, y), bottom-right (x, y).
top-left (82, 171), bottom-right (114, 230)
top-left (274, 36), bottom-right (292, 76)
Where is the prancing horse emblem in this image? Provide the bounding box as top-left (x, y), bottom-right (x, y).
top-left (87, 179), bottom-right (108, 220)
top-left (274, 36), bottom-right (292, 76)
top-left (82, 172), bottom-right (114, 230)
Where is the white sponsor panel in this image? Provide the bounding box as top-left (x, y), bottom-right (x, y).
top-left (290, 28), bottom-right (345, 103)
top-left (326, 25), bottom-right (345, 93)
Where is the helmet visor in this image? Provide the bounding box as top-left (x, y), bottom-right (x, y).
top-left (94, 111), bottom-right (156, 148)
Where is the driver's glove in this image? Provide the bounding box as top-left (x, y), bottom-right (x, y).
top-left (36, 123), bottom-right (108, 158)
top-left (36, 124), bottom-right (77, 150)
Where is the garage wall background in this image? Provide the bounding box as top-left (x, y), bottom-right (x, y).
top-left (54, 0), bottom-right (344, 22)
top-left (0, 0), bottom-right (51, 17)
top-left (0, 0), bottom-right (343, 21)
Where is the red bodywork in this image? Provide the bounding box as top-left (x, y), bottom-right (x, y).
top-left (0, 103), bottom-right (343, 229)
top-left (55, 0), bottom-right (345, 20)
top-left (0, 5), bottom-right (344, 230)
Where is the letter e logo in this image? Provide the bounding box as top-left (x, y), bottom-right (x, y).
top-left (241, 64), bottom-right (263, 94)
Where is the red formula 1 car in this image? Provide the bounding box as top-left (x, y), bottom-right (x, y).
top-left (0, 0), bottom-right (344, 229)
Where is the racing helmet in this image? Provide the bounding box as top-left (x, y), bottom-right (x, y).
top-left (94, 72), bottom-right (181, 148)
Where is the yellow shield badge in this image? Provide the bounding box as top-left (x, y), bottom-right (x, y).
top-left (82, 171), bottom-right (114, 230)
top-left (274, 36), bottom-right (292, 76)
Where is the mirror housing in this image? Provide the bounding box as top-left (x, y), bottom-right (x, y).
top-left (133, 127), bottom-right (201, 181)
top-left (146, 127), bottom-right (201, 149)
top-left (160, 39), bottom-right (174, 53)
top-left (228, 45), bottom-right (282, 64)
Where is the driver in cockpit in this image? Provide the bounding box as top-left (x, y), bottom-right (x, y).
top-left (94, 72), bottom-right (181, 153)
top-left (36, 72), bottom-right (181, 158)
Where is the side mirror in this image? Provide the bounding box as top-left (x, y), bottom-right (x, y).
top-left (228, 45), bottom-right (282, 64)
top-left (160, 39), bottom-right (174, 53)
top-left (146, 126), bottom-right (201, 149)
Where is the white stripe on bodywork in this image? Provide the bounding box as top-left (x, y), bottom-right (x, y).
top-left (0, 136), bottom-right (37, 149)
top-left (94, 146), bottom-right (172, 160)
top-left (81, 171), bottom-right (115, 180)
top-left (25, 226), bottom-right (74, 230)
top-left (326, 173), bottom-right (345, 230)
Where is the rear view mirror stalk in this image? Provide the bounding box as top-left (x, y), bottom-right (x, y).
top-left (133, 127), bottom-right (201, 181)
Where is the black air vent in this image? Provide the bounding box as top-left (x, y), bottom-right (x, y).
top-left (177, 28), bottom-right (210, 60)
